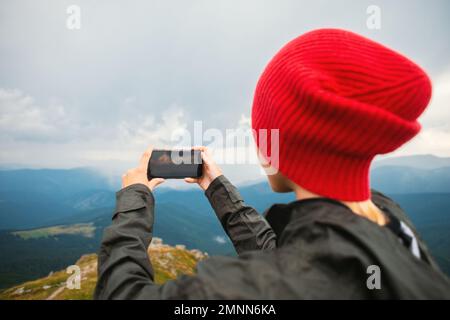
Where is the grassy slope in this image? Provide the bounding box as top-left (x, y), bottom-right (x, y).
top-left (12, 223), bottom-right (95, 240)
top-left (0, 243), bottom-right (205, 300)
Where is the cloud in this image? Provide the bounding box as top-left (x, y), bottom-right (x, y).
top-left (0, 88), bottom-right (79, 142)
top-left (118, 105), bottom-right (187, 148)
top-left (392, 67), bottom-right (450, 157)
top-left (395, 128), bottom-right (450, 157)
top-left (0, 89), bottom-right (193, 177)
top-left (213, 236), bottom-right (227, 244)
top-left (0, 0), bottom-right (449, 181)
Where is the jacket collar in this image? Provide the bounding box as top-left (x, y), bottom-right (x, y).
top-left (264, 197), bottom-right (352, 241)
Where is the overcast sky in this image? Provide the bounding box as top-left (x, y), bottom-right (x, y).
top-left (0, 0), bottom-right (449, 184)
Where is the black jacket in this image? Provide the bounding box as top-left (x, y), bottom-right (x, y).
top-left (94, 175), bottom-right (450, 299)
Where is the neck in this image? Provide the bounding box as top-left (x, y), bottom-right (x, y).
top-left (293, 185), bottom-right (387, 226)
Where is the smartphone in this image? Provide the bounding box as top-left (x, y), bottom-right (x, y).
top-left (147, 149), bottom-right (202, 179)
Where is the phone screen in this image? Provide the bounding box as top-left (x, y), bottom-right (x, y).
top-left (147, 149), bottom-right (202, 179)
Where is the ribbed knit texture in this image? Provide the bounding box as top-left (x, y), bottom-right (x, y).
top-left (252, 29), bottom-right (432, 201)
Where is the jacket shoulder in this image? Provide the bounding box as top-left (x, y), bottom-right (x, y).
top-left (371, 189), bottom-right (443, 272)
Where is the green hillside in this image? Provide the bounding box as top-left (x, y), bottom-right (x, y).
top-left (12, 223), bottom-right (95, 240)
top-left (0, 238), bottom-right (206, 300)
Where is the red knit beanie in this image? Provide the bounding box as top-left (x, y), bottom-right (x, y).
top-left (252, 29), bottom-right (432, 201)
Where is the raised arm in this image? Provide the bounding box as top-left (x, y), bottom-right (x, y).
top-left (205, 175), bottom-right (277, 254)
top-left (185, 147), bottom-right (276, 255)
top-left (95, 183), bottom-right (156, 299)
top-left (94, 148), bottom-right (166, 299)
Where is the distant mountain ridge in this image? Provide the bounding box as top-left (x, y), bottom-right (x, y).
top-left (370, 166), bottom-right (450, 194)
top-left (0, 167), bottom-right (114, 195)
top-left (0, 154), bottom-right (449, 289)
top-left (373, 154), bottom-right (450, 170)
top-left (0, 168), bottom-right (114, 229)
top-left (2, 159), bottom-right (449, 231)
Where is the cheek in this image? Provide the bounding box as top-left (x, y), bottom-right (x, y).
top-left (267, 176), bottom-right (280, 192)
top-left (272, 183), bottom-right (291, 193)
top-left (267, 174), bottom-right (292, 193)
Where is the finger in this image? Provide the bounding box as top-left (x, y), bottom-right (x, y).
top-left (139, 146), bottom-right (154, 170)
top-left (184, 177), bottom-right (199, 184)
top-left (148, 178), bottom-right (165, 190)
top-left (201, 148), bottom-right (213, 165)
top-left (192, 146), bottom-right (207, 151)
top-left (192, 146), bottom-right (208, 165)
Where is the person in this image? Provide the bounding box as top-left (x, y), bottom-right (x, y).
top-left (94, 29), bottom-right (450, 299)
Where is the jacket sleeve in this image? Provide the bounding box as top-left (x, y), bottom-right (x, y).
top-left (205, 175), bottom-right (277, 254)
top-left (94, 183), bottom-right (203, 299)
top-left (94, 183), bottom-right (158, 299)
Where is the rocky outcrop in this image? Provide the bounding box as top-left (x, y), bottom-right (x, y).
top-left (0, 239), bottom-right (207, 300)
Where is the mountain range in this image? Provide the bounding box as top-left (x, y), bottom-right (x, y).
top-left (0, 154), bottom-right (449, 290)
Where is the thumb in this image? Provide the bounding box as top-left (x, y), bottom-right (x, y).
top-left (148, 178), bottom-right (165, 191)
top-left (184, 177), bottom-right (199, 184)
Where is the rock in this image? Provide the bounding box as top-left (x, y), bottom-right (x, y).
top-left (189, 249), bottom-right (207, 260)
top-left (2, 240), bottom-right (208, 300)
top-left (13, 287), bottom-right (25, 295)
top-left (150, 237), bottom-right (163, 246)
